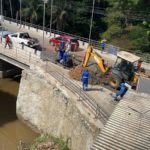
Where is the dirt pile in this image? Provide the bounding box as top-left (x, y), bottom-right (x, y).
top-left (69, 64), bottom-right (106, 85)
top-left (69, 65), bottom-right (84, 81)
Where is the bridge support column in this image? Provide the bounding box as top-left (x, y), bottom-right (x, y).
top-left (0, 59), bottom-right (22, 78)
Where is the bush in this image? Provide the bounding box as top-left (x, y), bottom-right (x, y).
top-left (128, 25), bottom-right (150, 52)
top-left (102, 24), bottom-right (123, 39)
top-left (30, 134), bottom-right (70, 150)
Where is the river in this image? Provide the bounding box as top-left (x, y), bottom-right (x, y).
top-left (0, 77), bottom-right (38, 150)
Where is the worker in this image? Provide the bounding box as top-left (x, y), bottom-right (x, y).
top-left (63, 51), bottom-right (69, 66)
top-left (112, 82), bottom-right (127, 101)
top-left (5, 35), bottom-right (12, 49)
top-left (100, 39), bottom-right (107, 53)
top-left (136, 60), bottom-right (143, 72)
top-left (81, 69), bottom-right (90, 91)
top-left (58, 41), bottom-right (65, 63)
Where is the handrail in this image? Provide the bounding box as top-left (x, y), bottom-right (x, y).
top-left (47, 70), bottom-right (109, 123)
top-left (6, 15), bottom-right (150, 60)
top-left (0, 40), bottom-right (109, 124)
top-left (4, 16), bottom-right (120, 54)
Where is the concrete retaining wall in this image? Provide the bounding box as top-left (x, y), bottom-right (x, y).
top-left (17, 66), bottom-right (103, 150)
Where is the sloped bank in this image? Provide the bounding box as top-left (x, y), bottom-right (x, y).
top-left (16, 66), bottom-right (104, 150)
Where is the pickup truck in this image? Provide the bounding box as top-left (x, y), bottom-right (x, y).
top-left (9, 32), bottom-right (39, 48)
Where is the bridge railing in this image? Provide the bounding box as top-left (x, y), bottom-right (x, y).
top-left (4, 16), bottom-right (119, 54)
top-left (0, 38), bottom-right (41, 66)
top-left (5, 16), bottom-right (150, 62)
top-left (0, 39), bottom-right (109, 124)
top-left (46, 63), bottom-right (109, 124)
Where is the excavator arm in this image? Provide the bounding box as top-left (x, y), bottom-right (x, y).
top-left (82, 46), bottom-right (108, 73)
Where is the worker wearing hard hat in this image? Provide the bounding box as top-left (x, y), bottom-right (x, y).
top-left (81, 69), bottom-right (90, 91)
top-left (100, 39), bottom-right (107, 53)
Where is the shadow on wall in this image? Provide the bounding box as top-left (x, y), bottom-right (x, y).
top-left (0, 90), bottom-right (17, 126)
top-left (10, 73), bottom-right (22, 83)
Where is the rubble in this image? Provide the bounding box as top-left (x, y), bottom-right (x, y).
top-left (69, 64), bottom-right (106, 85)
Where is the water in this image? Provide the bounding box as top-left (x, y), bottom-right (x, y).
top-left (0, 77), bottom-right (38, 150)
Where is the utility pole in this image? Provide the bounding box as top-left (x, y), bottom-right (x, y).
top-left (88, 0), bottom-right (95, 45)
top-left (42, 0), bottom-right (48, 59)
top-left (1, 0), bottom-right (3, 42)
top-left (49, 0), bottom-right (53, 37)
top-left (20, 0), bottom-right (22, 27)
top-left (9, 0), bottom-right (13, 18)
top-left (1, 0), bottom-right (3, 23)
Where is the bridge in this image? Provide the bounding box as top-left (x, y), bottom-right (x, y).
top-left (1, 17), bottom-right (150, 149)
top-left (0, 37), bottom-right (109, 124)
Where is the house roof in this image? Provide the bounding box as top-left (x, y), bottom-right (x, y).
top-left (91, 91), bottom-right (150, 150)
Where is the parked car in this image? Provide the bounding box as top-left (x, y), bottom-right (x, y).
top-left (0, 26), bottom-right (7, 32)
top-left (9, 32), bottom-right (39, 48)
top-left (49, 35), bottom-right (79, 51)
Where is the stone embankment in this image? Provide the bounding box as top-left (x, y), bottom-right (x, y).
top-left (16, 65), bottom-right (104, 150)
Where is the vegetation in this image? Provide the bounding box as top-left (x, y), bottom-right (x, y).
top-left (30, 134), bottom-right (70, 150)
top-left (1, 0), bottom-right (150, 61)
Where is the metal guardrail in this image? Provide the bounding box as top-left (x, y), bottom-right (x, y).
top-left (46, 70), bottom-right (109, 124)
top-left (4, 16), bottom-right (119, 55)
top-left (0, 40), bottom-right (109, 124)
top-left (5, 15), bottom-right (150, 63)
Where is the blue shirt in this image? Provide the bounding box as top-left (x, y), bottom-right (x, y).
top-left (82, 71), bottom-right (90, 83)
top-left (101, 42), bottom-right (105, 48)
top-left (116, 86), bottom-right (126, 97)
top-left (60, 41), bottom-right (65, 50)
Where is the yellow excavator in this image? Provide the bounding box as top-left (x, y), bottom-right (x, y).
top-left (82, 46), bottom-right (148, 89)
top-left (82, 46), bottom-right (109, 73)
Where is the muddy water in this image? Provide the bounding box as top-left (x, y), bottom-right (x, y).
top-left (0, 78), bottom-right (38, 150)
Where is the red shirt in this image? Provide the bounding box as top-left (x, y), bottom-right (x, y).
top-left (5, 36), bottom-right (10, 42)
top-left (137, 63), bottom-right (142, 70)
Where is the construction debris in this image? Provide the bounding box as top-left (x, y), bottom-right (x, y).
top-left (69, 64), bottom-right (106, 85)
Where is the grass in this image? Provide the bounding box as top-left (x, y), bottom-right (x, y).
top-left (30, 134), bottom-right (71, 150)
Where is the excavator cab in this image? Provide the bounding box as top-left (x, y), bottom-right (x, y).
top-left (109, 51), bottom-right (141, 88)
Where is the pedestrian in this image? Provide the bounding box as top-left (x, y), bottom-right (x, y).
top-left (81, 69), bottom-right (90, 91)
top-left (100, 39), bottom-right (107, 53)
top-left (58, 41), bottom-right (65, 63)
top-left (112, 82), bottom-right (127, 101)
top-left (5, 35), bottom-right (12, 49)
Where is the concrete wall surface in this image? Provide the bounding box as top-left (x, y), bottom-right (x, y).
top-left (17, 66), bottom-right (102, 150)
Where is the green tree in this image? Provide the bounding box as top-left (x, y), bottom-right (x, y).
top-left (46, 0), bottom-right (72, 31)
top-left (21, 0), bottom-right (43, 23)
